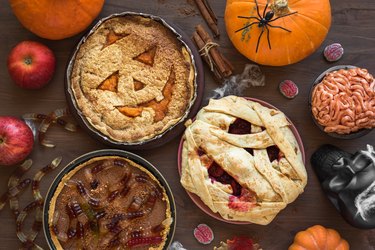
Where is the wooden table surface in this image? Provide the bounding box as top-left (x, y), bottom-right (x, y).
top-left (0, 0), bottom-right (374, 249)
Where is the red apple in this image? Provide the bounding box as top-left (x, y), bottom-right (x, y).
top-left (0, 116), bottom-right (34, 166)
top-left (7, 41), bottom-right (56, 89)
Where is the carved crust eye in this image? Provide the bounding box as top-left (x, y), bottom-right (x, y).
top-left (133, 46), bottom-right (157, 66)
top-left (133, 79), bottom-right (145, 91)
top-left (103, 30), bottom-right (129, 49)
top-left (97, 71), bottom-right (119, 92)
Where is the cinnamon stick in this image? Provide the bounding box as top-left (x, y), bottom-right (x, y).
top-left (192, 25), bottom-right (234, 81)
top-left (192, 31), bottom-right (222, 80)
top-left (221, 54), bottom-right (235, 72)
top-left (194, 0), bottom-right (220, 37)
top-left (201, 0), bottom-right (217, 24)
top-left (196, 24), bottom-right (232, 78)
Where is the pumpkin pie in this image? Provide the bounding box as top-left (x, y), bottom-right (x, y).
top-left (48, 156), bottom-right (172, 249)
top-left (180, 96), bottom-right (307, 224)
top-left (70, 15), bottom-right (196, 143)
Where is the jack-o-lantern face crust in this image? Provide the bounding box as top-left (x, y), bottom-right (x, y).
top-left (70, 15), bottom-right (195, 143)
top-left (180, 96), bottom-right (307, 225)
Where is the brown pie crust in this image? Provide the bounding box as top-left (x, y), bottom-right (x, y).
top-left (48, 156), bottom-right (172, 249)
top-left (70, 15), bottom-right (195, 143)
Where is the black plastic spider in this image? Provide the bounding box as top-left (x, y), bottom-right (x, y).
top-left (235, 0), bottom-right (297, 53)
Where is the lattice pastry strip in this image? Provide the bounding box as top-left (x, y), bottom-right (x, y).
top-left (251, 102), bottom-right (306, 180)
top-left (182, 136), bottom-right (287, 226)
top-left (180, 96), bottom-right (307, 224)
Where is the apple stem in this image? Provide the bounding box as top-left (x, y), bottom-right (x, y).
top-left (24, 57), bottom-right (33, 65)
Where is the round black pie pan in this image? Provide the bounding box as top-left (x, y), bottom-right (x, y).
top-left (43, 149), bottom-right (177, 250)
top-left (308, 65), bottom-right (372, 139)
top-left (65, 12), bottom-right (204, 150)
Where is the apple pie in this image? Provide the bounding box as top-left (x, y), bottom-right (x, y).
top-left (180, 96), bottom-right (307, 225)
top-left (69, 14), bottom-right (196, 143)
top-left (48, 156), bottom-right (172, 249)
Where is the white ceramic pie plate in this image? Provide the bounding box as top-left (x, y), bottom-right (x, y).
top-left (177, 97), bottom-right (306, 224)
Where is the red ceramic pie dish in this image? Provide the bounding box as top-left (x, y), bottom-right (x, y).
top-left (177, 97), bottom-right (306, 224)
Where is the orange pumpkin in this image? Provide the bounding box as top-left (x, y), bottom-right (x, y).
top-left (289, 225), bottom-right (350, 250)
top-left (10, 0), bottom-right (105, 40)
top-left (225, 0), bottom-right (331, 66)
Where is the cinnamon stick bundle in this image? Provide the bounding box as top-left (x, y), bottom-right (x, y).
top-left (192, 24), bottom-right (234, 81)
top-left (194, 0), bottom-right (219, 37)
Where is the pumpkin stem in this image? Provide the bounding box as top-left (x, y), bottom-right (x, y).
top-left (271, 0), bottom-right (290, 16)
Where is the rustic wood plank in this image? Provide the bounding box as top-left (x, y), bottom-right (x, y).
top-left (0, 0), bottom-right (374, 249)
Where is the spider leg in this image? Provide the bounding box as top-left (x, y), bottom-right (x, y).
top-left (267, 23), bottom-right (292, 32)
top-left (237, 16), bottom-right (261, 22)
top-left (235, 22), bottom-right (259, 33)
top-left (268, 11), bottom-right (298, 22)
top-left (254, 0), bottom-right (262, 19)
top-left (256, 26), bottom-right (265, 53)
top-left (262, 2), bottom-right (269, 17)
top-left (265, 25), bottom-right (271, 49)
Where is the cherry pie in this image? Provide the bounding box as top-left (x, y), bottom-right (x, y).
top-left (70, 15), bottom-right (195, 143)
top-left (48, 156), bottom-right (172, 249)
top-left (180, 96), bottom-right (307, 224)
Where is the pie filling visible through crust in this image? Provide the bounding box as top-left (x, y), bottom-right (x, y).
top-left (181, 96), bottom-right (308, 225)
top-left (70, 15), bottom-right (195, 143)
top-left (48, 156), bottom-right (172, 249)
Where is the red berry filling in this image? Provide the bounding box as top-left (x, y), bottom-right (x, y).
top-left (208, 162), bottom-right (242, 196)
top-left (197, 148), bottom-right (205, 156)
top-left (228, 119), bottom-right (268, 157)
top-left (207, 162), bottom-right (224, 178)
top-left (266, 145), bottom-right (283, 162)
top-left (200, 150), bottom-right (258, 212)
top-left (228, 118), bottom-right (252, 134)
top-left (200, 117), bottom-right (273, 212)
top-left (228, 189), bottom-right (257, 212)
